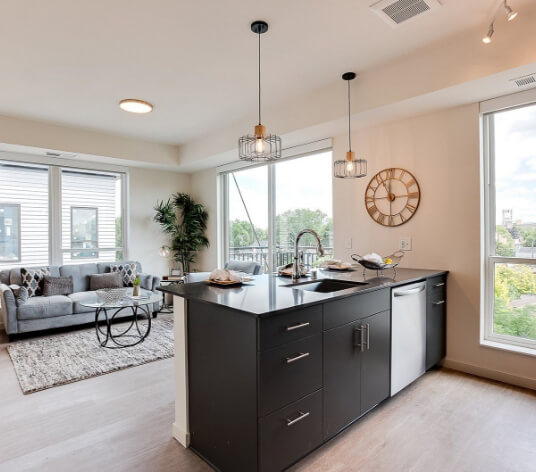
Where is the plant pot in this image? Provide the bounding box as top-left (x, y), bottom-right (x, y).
top-left (133, 285), bottom-right (140, 297)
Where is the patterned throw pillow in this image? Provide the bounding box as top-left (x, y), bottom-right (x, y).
top-left (20, 267), bottom-right (51, 297)
top-left (110, 263), bottom-right (137, 287)
top-left (42, 276), bottom-right (73, 297)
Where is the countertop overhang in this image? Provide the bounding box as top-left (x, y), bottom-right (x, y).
top-left (157, 268), bottom-right (448, 317)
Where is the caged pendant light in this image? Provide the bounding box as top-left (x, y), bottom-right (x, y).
top-left (334, 72), bottom-right (367, 179)
top-left (238, 21), bottom-right (282, 161)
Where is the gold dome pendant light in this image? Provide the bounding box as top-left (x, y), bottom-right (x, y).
top-left (239, 21), bottom-right (282, 161)
top-left (334, 72), bottom-right (367, 178)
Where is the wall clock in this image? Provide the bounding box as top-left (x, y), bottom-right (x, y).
top-left (365, 168), bottom-right (420, 227)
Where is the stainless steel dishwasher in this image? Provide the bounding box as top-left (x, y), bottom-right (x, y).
top-left (391, 281), bottom-right (427, 396)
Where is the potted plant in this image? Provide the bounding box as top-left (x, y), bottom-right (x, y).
top-left (154, 193), bottom-right (209, 274)
top-left (133, 277), bottom-right (141, 297)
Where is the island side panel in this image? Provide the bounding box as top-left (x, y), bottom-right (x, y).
top-left (173, 296), bottom-right (190, 447)
top-left (187, 300), bottom-right (258, 472)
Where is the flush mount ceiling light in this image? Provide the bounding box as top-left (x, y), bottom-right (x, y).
top-left (334, 72), bottom-right (367, 179)
top-left (238, 21), bottom-right (281, 161)
top-left (482, 1), bottom-right (518, 44)
top-left (119, 99), bottom-right (153, 114)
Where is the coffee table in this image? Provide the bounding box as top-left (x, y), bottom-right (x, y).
top-left (82, 294), bottom-right (163, 349)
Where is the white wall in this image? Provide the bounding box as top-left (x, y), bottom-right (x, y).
top-left (332, 103), bottom-right (536, 389)
top-left (128, 167), bottom-right (191, 276)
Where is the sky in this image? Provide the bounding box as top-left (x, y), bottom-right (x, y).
top-left (228, 151), bottom-right (333, 229)
top-left (494, 103), bottom-right (536, 225)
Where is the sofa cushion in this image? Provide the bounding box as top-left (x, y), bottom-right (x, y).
top-left (97, 261), bottom-right (142, 274)
top-left (10, 266), bottom-right (60, 286)
top-left (69, 288), bottom-right (154, 313)
top-left (59, 264), bottom-right (98, 293)
top-left (89, 273), bottom-right (123, 291)
top-left (43, 276), bottom-right (73, 297)
top-left (21, 267), bottom-right (51, 297)
top-left (17, 295), bottom-right (73, 320)
top-left (111, 263), bottom-right (138, 287)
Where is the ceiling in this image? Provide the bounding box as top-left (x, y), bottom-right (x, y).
top-left (0, 0), bottom-right (531, 145)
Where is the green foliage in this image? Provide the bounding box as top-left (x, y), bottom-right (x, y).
top-left (229, 219), bottom-right (268, 248)
top-left (154, 193), bottom-right (209, 273)
top-left (275, 209), bottom-right (332, 248)
top-left (133, 277), bottom-right (140, 286)
top-left (495, 225), bottom-right (515, 257)
top-left (494, 264), bottom-right (536, 341)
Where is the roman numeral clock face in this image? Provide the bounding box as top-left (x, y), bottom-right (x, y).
top-left (365, 168), bottom-right (420, 227)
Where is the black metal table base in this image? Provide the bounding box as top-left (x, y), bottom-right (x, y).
top-left (95, 305), bottom-right (152, 349)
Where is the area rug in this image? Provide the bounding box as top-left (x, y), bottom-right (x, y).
top-left (7, 317), bottom-right (174, 394)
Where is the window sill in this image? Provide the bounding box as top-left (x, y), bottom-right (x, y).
top-left (481, 338), bottom-right (536, 358)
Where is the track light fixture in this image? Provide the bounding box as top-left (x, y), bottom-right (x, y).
top-left (482, 1), bottom-right (518, 45)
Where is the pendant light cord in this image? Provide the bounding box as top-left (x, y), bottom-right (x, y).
top-left (347, 80), bottom-right (352, 152)
top-left (258, 32), bottom-right (262, 125)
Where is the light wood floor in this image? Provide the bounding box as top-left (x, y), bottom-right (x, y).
top-left (1, 328), bottom-right (535, 472)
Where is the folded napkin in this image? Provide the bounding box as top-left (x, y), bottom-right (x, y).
top-left (209, 269), bottom-right (241, 282)
top-left (363, 253), bottom-right (384, 265)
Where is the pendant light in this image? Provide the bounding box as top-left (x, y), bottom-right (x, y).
top-left (334, 72), bottom-right (367, 179)
top-left (238, 21), bottom-right (282, 161)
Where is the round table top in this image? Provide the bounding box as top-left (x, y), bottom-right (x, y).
top-left (80, 293), bottom-right (162, 309)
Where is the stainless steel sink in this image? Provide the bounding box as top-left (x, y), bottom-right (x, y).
top-left (284, 279), bottom-right (368, 293)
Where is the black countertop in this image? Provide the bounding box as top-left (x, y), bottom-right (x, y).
top-left (157, 268), bottom-right (448, 317)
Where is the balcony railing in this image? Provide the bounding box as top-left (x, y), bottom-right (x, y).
top-left (228, 245), bottom-right (333, 272)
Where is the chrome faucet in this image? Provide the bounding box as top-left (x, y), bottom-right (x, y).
top-left (292, 229), bottom-right (325, 281)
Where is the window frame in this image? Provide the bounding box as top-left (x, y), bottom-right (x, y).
top-left (0, 152), bottom-right (129, 268)
top-left (70, 206), bottom-right (99, 259)
top-left (0, 203), bottom-right (21, 263)
top-left (218, 141), bottom-right (334, 272)
top-left (481, 90), bottom-right (536, 354)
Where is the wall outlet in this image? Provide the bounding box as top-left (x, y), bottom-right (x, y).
top-left (399, 237), bottom-right (412, 251)
top-left (345, 237), bottom-right (352, 249)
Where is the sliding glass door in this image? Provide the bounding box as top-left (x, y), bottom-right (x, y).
top-left (223, 150), bottom-right (333, 273)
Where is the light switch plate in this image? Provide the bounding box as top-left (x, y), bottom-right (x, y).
top-left (345, 237), bottom-right (352, 249)
top-left (399, 237), bottom-right (412, 251)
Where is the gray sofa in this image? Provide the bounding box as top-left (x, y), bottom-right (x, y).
top-left (0, 261), bottom-right (161, 340)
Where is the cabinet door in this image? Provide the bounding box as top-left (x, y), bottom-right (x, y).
top-left (323, 319), bottom-right (363, 440)
top-left (426, 297), bottom-right (446, 370)
top-left (361, 310), bottom-right (391, 413)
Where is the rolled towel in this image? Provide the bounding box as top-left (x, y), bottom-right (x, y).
top-left (209, 268), bottom-right (230, 281)
top-left (228, 271), bottom-right (241, 282)
top-left (363, 253), bottom-right (384, 265)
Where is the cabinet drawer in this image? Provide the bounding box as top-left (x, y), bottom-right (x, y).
top-left (259, 389), bottom-right (322, 472)
top-left (323, 288), bottom-right (390, 331)
top-left (258, 305), bottom-right (322, 351)
top-left (259, 334), bottom-right (322, 417)
top-left (427, 275), bottom-right (446, 303)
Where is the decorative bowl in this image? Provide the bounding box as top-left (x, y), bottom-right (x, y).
top-left (96, 288), bottom-right (128, 304)
top-left (351, 251), bottom-right (405, 271)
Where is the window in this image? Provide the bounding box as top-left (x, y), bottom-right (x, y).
top-left (0, 162), bottom-right (49, 268)
top-left (0, 204), bottom-right (21, 262)
top-left (71, 207), bottom-right (98, 259)
top-left (61, 169), bottom-right (124, 264)
top-left (223, 150), bottom-right (333, 273)
top-left (0, 158), bottom-right (127, 269)
top-left (483, 98), bottom-right (536, 351)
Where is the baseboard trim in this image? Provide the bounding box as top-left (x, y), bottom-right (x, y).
top-left (172, 422), bottom-right (190, 448)
top-left (443, 358), bottom-right (536, 391)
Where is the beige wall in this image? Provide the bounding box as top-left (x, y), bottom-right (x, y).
top-left (332, 104), bottom-right (536, 389)
top-left (128, 167), bottom-right (191, 277)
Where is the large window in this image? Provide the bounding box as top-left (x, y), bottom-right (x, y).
top-left (0, 158), bottom-right (127, 269)
top-left (223, 150), bottom-right (333, 273)
top-left (483, 98), bottom-right (536, 351)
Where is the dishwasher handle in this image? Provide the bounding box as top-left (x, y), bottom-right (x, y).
top-left (393, 285), bottom-right (426, 297)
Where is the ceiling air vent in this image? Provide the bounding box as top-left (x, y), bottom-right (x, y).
top-left (370, 0), bottom-right (442, 26)
top-left (510, 74), bottom-right (536, 88)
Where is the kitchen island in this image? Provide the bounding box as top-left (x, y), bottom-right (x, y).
top-left (159, 268), bottom-right (448, 472)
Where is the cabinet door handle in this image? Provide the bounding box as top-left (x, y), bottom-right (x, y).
top-left (285, 352), bottom-right (310, 364)
top-left (286, 411), bottom-right (310, 427)
top-left (354, 326), bottom-right (365, 352)
top-left (433, 300), bottom-right (445, 305)
top-left (286, 321), bottom-right (310, 331)
top-left (434, 282), bottom-right (445, 287)
top-left (366, 323), bottom-right (370, 350)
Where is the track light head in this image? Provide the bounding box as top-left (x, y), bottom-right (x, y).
top-left (482, 23), bottom-right (494, 44)
top-left (504, 2), bottom-right (518, 21)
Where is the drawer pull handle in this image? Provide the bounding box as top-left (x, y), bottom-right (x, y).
top-left (434, 282), bottom-right (445, 287)
top-left (286, 321), bottom-right (310, 332)
top-left (285, 352), bottom-right (310, 364)
top-left (433, 300), bottom-right (445, 305)
top-left (286, 411), bottom-right (310, 427)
